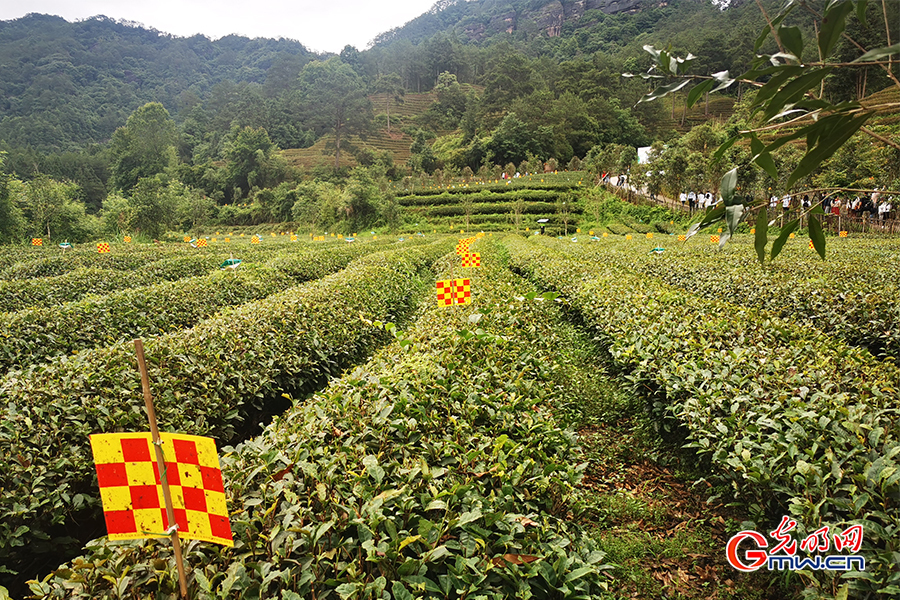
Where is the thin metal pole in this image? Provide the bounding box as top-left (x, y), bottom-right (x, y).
top-left (134, 338), bottom-right (189, 598)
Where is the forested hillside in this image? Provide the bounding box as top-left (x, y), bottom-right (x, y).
top-left (0, 0), bottom-right (896, 244)
top-left (0, 14), bottom-right (315, 152)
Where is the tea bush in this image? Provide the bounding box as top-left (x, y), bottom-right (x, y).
top-left (0, 240), bottom-right (452, 580)
top-left (0, 245), bottom-right (377, 372)
top-left (0, 256), bottom-right (223, 312)
top-left (504, 236), bottom-right (900, 598)
top-left (28, 239), bottom-right (611, 599)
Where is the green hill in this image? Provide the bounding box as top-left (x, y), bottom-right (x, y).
top-left (0, 14), bottom-right (315, 152)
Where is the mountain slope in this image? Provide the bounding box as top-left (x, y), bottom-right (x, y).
top-left (0, 14), bottom-right (313, 151)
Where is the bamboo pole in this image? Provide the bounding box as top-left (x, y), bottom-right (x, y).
top-left (134, 338), bottom-right (189, 598)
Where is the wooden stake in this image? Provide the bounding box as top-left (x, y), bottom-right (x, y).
top-left (134, 338), bottom-right (189, 598)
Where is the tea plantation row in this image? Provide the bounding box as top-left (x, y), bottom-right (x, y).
top-left (505, 236), bottom-right (899, 597)
top-left (28, 239), bottom-right (612, 599)
top-left (0, 244), bottom-right (383, 373)
top-left (0, 240), bottom-right (451, 584)
top-left (553, 236), bottom-right (900, 361)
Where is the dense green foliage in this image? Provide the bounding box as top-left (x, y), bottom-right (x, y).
top-left (0, 239), bottom-right (450, 582)
top-left (25, 240), bottom-right (612, 599)
top-left (0, 14), bottom-right (313, 152)
top-left (505, 235), bottom-right (900, 598)
top-left (0, 256), bottom-right (220, 312)
top-left (617, 238), bottom-right (900, 360)
top-left (0, 1), bottom-right (896, 241)
top-left (0, 244), bottom-right (380, 372)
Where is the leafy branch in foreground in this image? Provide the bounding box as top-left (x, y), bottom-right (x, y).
top-left (627, 0), bottom-right (900, 261)
top-left (682, 167), bottom-right (829, 265)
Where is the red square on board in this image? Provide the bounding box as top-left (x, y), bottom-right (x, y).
top-left (164, 462), bottom-right (181, 486)
top-left (200, 465), bottom-right (225, 493)
top-left (130, 485), bottom-right (160, 510)
top-left (151, 461), bottom-right (180, 486)
top-left (121, 438), bottom-right (152, 462)
top-left (163, 508), bottom-right (189, 533)
top-left (183, 486), bottom-right (207, 512)
top-left (209, 514), bottom-right (233, 541)
top-left (104, 509), bottom-right (137, 535)
top-left (96, 462), bottom-right (128, 488)
top-left (173, 439), bottom-right (199, 465)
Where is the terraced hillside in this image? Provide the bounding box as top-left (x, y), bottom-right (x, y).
top-left (282, 92), bottom-right (438, 169)
top-left (659, 93), bottom-right (736, 134)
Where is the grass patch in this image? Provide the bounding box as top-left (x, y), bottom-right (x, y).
top-left (550, 327), bottom-right (800, 600)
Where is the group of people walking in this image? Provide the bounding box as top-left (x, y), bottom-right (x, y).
top-left (820, 191), bottom-right (894, 221)
top-left (679, 190), bottom-right (717, 212)
top-left (765, 191), bottom-right (894, 221)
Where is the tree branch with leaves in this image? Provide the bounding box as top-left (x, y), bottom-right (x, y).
top-left (626, 0), bottom-right (900, 264)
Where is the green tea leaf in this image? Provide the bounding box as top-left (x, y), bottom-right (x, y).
top-left (778, 25), bottom-right (803, 60)
top-left (852, 42), bottom-right (900, 63)
top-left (771, 219), bottom-right (800, 261)
top-left (819, 1), bottom-right (855, 58)
top-left (754, 206), bottom-right (769, 265)
top-left (687, 79), bottom-right (715, 108)
top-left (721, 167), bottom-right (739, 206)
top-left (808, 214), bottom-right (826, 260)
top-left (750, 136), bottom-right (779, 181)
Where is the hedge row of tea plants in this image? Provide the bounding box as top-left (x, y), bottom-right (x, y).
top-left (0, 240), bottom-right (453, 582)
top-left (397, 189), bottom-right (569, 206)
top-left (558, 238), bottom-right (900, 361)
top-left (0, 245), bottom-right (381, 373)
top-left (503, 236), bottom-right (900, 597)
top-left (407, 201), bottom-right (577, 219)
top-left (396, 181), bottom-right (581, 199)
top-left (0, 247), bottom-right (199, 280)
top-left (636, 256), bottom-right (900, 361)
top-left (0, 256), bottom-right (226, 312)
top-left (27, 240), bottom-right (611, 599)
top-left (0, 239), bottom-right (332, 281)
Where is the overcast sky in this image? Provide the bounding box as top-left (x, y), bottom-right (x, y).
top-left (0, 0), bottom-right (441, 53)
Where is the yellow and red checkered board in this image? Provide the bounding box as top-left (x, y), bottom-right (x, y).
top-left (196, 239), bottom-right (208, 247)
top-left (89, 432), bottom-right (233, 547)
top-left (710, 235), bottom-right (720, 244)
top-left (461, 252), bottom-right (481, 268)
top-left (436, 278), bottom-right (471, 306)
top-left (31, 238), bottom-right (42, 246)
top-left (97, 242), bottom-right (111, 253)
top-left (455, 237), bottom-right (475, 255)
top-left (123, 236), bottom-right (132, 243)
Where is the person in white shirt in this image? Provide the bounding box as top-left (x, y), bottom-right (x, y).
top-left (782, 194), bottom-right (791, 214)
top-left (770, 194), bottom-right (779, 209)
top-left (878, 199), bottom-right (892, 221)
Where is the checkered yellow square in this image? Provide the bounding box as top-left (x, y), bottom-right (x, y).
top-left (436, 279), bottom-right (471, 306)
top-left (461, 253), bottom-right (481, 268)
top-left (453, 278), bottom-right (471, 305)
top-left (90, 432), bottom-right (233, 546)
